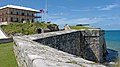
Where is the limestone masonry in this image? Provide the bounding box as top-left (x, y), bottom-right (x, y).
top-left (13, 29), bottom-right (107, 67)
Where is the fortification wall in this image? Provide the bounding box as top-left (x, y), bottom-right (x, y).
top-left (34, 31), bottom-right (82, 56)
top-left (34, 30), bottom-right (106, 62)
top-left (13, 30), bottom-right (107, 67)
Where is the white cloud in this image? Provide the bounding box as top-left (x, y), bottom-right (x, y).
top-left (51, 17), bottom-right (105, 26)
top-left (72, 4), bottom-right (119, 12)
top-left (51, 16), bottom-right (120, 27)
top-left (98, 4), bottom-right (119, 11)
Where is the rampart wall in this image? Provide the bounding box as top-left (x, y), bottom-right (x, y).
top-left (13, 30), bottom-right (107, 67)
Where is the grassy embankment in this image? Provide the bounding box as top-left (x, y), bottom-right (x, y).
top-left (0, 22), bottom-right (58, 36)
top-left (0, 22), bottom-right (58, 67)
top-left (70, 26), bottom-right (99, 30)
top-left (0, 42), bottom-right (18, 67)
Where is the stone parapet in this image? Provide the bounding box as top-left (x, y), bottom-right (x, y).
top-left (32, 30), bottom-right (107, 63)
top-left (13, 29), bottom-right (107, 67)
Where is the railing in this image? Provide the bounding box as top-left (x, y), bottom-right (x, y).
top-left (0, 14), bottom-right (41, 18)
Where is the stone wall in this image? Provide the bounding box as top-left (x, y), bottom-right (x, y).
top-left (13, 29), bottom-right (107, 67)
top-left (34, 31), bottom-right (82, 56)
top-left (81, 30), bottom-right (107, 62)
top-left (34, 30), bottom-right (107, 63)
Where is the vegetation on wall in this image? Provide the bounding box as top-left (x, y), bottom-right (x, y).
top-left (70, 26), bottom-right (99, 30)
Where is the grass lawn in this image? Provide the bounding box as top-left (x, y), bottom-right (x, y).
top-left (0, 42), bottom-right (18, 67)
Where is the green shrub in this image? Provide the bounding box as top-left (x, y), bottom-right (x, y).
top-left (0, 22), bottom-right (58, 36)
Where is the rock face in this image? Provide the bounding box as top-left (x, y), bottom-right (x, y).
top-left (13, 29), bottom-right (107, 67)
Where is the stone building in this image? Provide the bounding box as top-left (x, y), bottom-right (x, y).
top-left (0, 5), bottom-right (40, 25)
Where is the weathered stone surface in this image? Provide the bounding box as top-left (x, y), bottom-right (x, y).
top-left (32, 30), bottom-right (107, 63)
top-left (13, 30), bottom-right (107, 67)
top-left (81, 30), bottom-right (107, 62)
top-left (13, 37), bottom-right (106, 67)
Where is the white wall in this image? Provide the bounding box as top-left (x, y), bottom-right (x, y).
top-left (0, 27), bottom-right (8, 39)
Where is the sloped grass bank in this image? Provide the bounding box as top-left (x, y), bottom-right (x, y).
top-left (0, 22), bottom-right (58, 36)
top-left (0, 42), bottom-right (18, 67)
top-left (70, 26), bottom-right (99, 30)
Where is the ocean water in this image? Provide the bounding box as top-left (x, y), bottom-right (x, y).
top-left (105, 30), bottom-right (120, 66)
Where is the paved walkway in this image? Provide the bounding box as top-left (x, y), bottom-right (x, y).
top-left (0, 28), bottom-right (8, 39)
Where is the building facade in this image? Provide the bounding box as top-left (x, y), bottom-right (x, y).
top-left (0, 5), bottom-right (40, 25)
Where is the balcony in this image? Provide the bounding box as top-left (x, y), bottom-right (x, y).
top-left (0, 14), bottom-right (41, 18)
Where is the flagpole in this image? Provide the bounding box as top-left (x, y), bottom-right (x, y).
top-left (45, 0), bottom-right (48, 22)
top-left (41, 12), bottom-right (42, 22)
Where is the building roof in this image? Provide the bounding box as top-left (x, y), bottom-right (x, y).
top-left (0, 5), bottom-right (40, 12)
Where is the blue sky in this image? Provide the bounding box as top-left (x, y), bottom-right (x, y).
top-left (0, 0), bottom-right (120, 30)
